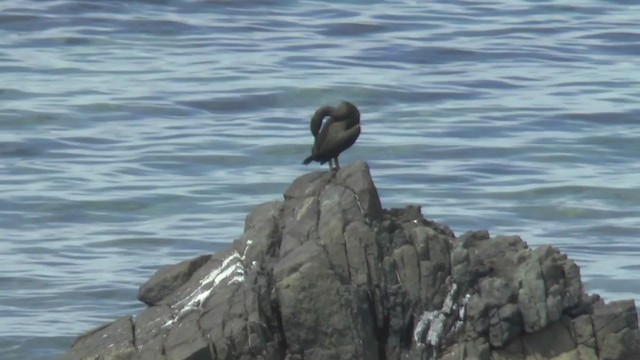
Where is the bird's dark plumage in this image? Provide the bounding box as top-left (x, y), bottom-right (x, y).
top-left (302, 101), bottom-right (361, 171)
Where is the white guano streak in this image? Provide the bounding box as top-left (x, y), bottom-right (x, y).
top-left (163, 240), bottom-right (253, 327)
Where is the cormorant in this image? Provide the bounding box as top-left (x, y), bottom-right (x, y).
top-left (302, 101), bottom-right (361, 171)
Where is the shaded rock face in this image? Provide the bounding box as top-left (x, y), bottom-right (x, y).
top-left (61, 161), bottom-right (640, 360)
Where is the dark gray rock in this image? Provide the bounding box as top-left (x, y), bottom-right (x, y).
top-left (60, 161), bottom-right (640, 360)
top-left (66, 316), bottom-right (136, 360)
top-left (138, 254), bottom-right (211, 306)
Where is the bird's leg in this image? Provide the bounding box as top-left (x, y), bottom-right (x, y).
top-left (328, 159), bottom-right (334, 171)
top-left (334, 157), bottom-right (340, 170)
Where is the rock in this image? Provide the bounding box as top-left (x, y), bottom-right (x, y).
top-left (137, 254), bottom-right (212, 306)
top-left (65, 316), bottom-right (136, 360)
top-left (60, 161), bottom-right (640, 360)
top-left (592, 300), bottom-right (640, 360)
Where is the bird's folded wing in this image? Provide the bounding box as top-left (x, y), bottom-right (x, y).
top-left (315, 123), bottom-right (361, 156)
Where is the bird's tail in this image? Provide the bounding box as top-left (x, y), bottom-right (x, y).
top-left (302, 155), bottom-right (314, 165)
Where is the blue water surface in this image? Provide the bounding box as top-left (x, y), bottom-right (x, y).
top-left (1, 0), bottom-right (640, 358)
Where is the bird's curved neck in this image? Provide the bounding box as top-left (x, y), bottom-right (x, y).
top-left (310, 106), bottom-right (334, 138)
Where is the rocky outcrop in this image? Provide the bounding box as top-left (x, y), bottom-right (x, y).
top-left (61, 161), bottom-right (640, 360)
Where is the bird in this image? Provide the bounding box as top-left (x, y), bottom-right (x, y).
top-left (302, 101), bottom-right (361, 171)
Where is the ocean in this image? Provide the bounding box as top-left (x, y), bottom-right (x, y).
top-left (1, 0), bottom-right (639, 358)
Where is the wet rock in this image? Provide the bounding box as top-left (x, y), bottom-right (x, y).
top-left (60, 161), bottom-right (640, 360)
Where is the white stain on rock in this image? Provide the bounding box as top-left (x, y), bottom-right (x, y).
top-left (163, 240), bottom-right (253, 328)
top-left (413, 283), bottom-right (470, 356)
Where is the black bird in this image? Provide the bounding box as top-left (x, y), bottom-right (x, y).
top-left (302, 101), bottom-right (361, 171)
